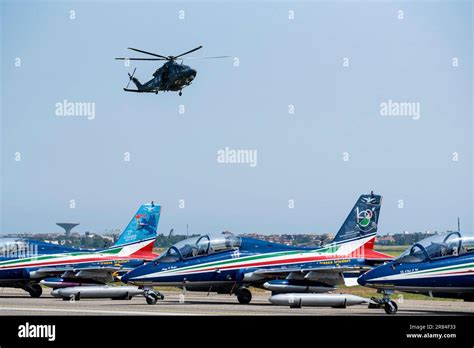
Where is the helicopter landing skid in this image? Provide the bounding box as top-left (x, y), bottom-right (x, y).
top-left (123, 88), bottom-right (155, 93)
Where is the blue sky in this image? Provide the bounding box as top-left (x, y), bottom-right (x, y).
top-left (1, 0), bottom-right (472, 236)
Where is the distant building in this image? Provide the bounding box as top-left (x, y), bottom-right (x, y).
top-left (375, 235), bottom-right (395, 245)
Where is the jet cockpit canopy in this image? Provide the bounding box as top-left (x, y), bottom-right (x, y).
top-left (155, 233), bottom-right (241, 263)
top-left (395, 231), bottom-right (474, 264)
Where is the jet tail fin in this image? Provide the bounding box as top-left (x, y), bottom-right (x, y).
top-left (330, 193), bottom-right (393, 262)
top-left (343, 236), bottom-right (394, 263)
top-left (108, 203), bottom-right (161, 258)
top-left (332, 192), bottom-right (382, 244)
top-left (361, 237), bottom-right (394, 262)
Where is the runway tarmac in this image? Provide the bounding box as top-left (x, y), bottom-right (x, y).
top-left (0, 288), bottom-right (473, 316)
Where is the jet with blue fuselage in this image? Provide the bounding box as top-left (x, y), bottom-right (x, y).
top-left (0, 203), bottom-right (161, 298)
top-left (358, 231), bottom-right (474, 314)
top-left (122, 193), bottom-right (393, 305)
top-left (0, 238), bottom-right (91, 260)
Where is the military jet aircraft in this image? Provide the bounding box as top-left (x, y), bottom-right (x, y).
top-left (0, 237), bottom-right (89, 259)
top-left (0, 203), bottom-right (161, 297)
top-left (358, 231), bottom-right (474, 314)
top-left (122, 193), bottom-right (393, 304)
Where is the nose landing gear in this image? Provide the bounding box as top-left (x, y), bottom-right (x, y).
top-left (384, 300), bottom-right (398, 314)
top-left (368, 291), bottom-right (398, 314)
top-left (144, 288), bottom-right (164, 305)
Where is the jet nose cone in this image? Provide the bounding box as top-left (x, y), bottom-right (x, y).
top-left (121, 271), bottom-right (132, 284)
top-left (357, 273), bottom-right (367, 286)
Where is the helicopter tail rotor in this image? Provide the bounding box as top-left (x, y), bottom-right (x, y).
top-left (126, 67), bottom-right (137, 89)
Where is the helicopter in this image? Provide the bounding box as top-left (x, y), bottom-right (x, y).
top-left (115, 46), bottom-right (229, 96)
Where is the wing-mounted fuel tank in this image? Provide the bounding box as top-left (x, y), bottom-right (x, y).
top-left (269, 293), bottom-right (375, 308)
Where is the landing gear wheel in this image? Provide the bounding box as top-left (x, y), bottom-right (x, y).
top-left (144, 289), bottom-right (162, 305)
top-left (146, 293), bottom-right (158, 305)
top-left (384, 300), bottom-right (398, 314)
top-left (26, 284), bottom-right (42, 298)
top-left (236, 288), bottom-right (252, 304)
top-left (179, 91), bottom-right (182, 96)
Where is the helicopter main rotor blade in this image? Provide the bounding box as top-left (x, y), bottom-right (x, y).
top-left (127, 47), bottom-right (169, 59)
top-left (179, 55), bottom-right (231, 60)
top-left (173, 45), bottom-right (203, 59)
top-left (115, 57), bottom-right (167, 61)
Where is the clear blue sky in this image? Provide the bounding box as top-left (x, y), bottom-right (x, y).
top-left (1, 1), bottom-right (472, 236)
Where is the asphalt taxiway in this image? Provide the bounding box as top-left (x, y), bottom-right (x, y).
top-left (0, 288), bottom-right (473, 316)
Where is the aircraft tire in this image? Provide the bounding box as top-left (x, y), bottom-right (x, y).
top-left (146, 296), bottom-right (158, 305)
top-left (27, 283), bottom-right (43, 298)
top-left (236, 288), bottom-right (252, 304)
top-left (146, 293), bottom-right (158, 305)
top-left (384, 301), bottom-right (398, 314)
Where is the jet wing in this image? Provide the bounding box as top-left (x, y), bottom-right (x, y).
top-left (33, 266), bottom-right (122, 274)
top-left (245, 266), bottom-right (370, 287)
top-left (250, 265), bottom-right (369, 276)
top-left (29, 266), bottom-right (124, 283)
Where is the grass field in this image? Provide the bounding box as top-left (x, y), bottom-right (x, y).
top-left (373, 245), bottom-right (408, 257)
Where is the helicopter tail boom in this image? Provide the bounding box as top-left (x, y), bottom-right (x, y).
top-left (128, 74), bottom-right (143, 90)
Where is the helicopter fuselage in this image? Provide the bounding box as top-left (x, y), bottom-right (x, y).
top-left (141, 62), bottom-right (197, 93)
top-left (116, 45), bottom-right (225, 95)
